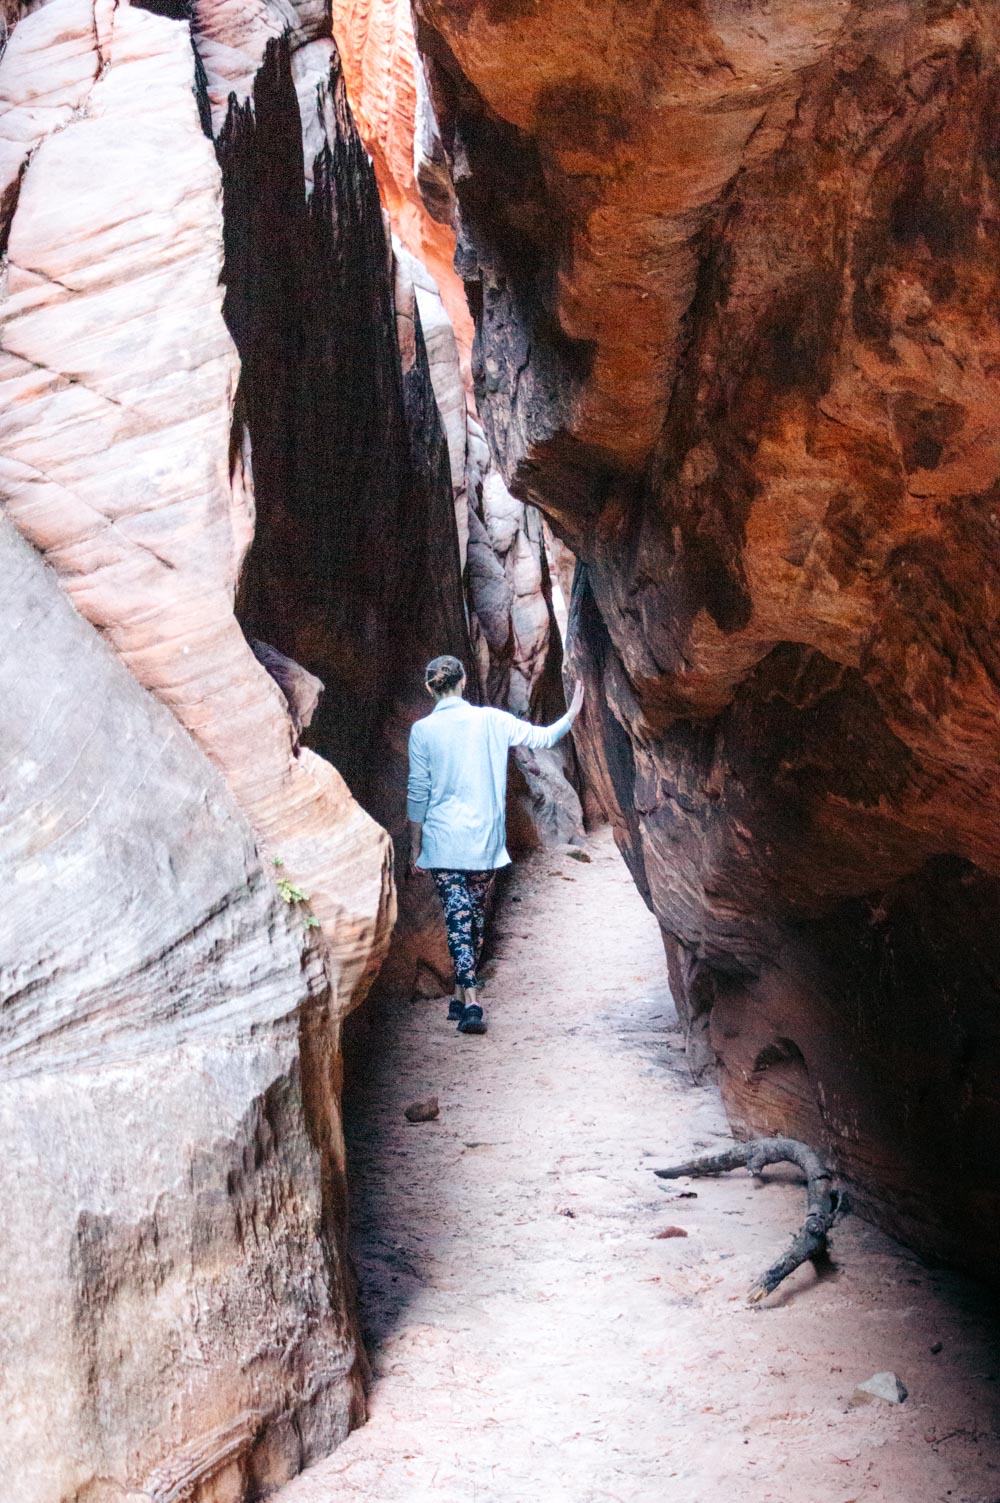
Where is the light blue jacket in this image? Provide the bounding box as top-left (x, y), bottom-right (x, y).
top-left (407, 697), bottom-right (574, 870)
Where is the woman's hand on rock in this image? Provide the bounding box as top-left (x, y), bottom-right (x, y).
top-left (569, 680), bottom-right (585, 719)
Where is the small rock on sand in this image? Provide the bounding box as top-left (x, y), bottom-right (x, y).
top-left (653, 1226), bottom-right (689, 1239)
top-left (850, 1372), bottom-right (908, 1406)
top-left (404, 1097), bottom-right (440, 1123)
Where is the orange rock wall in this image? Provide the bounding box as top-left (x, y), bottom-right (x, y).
top-left (331, 0), bottom-right (474, 381)
top-left (414, 0), bottom-right (1000, 1277)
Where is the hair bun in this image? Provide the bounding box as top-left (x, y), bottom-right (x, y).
top-left (425, 654), bottom-right (465, 692)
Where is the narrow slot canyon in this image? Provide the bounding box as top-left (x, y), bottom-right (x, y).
top-left (2, 0), bottom-right (1000, 1499)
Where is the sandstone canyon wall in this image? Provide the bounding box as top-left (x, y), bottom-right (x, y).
top-left (1, 517), bottom-right (364, 1502)
top-left (413, 0), bottom-right (1000, 1277)
top-left (0, 0), bottom-right (401, 1493)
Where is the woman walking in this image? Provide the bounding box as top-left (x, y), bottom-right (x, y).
top-left (407, 655), bottom-right (584, 1035)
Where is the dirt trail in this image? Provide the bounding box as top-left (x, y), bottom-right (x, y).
top-left (279, 828), bottom-right (1000, 1502)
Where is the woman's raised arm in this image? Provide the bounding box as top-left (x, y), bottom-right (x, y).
top-left (500, 681), bottom-right (584, 752)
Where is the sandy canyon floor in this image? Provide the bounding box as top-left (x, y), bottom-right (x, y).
top-left (277, 828), bottom-right (1000, 1502)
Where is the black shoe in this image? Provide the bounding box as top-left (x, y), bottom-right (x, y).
top-left (447, 998), bottom-right (464, 1021)
top-left (457, 1004), bottom-right (487, 1035)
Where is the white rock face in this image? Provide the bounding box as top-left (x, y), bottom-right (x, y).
top-left (412, 44), bottom-right (455, 225)
top-left (394, 236), bottom-right (471, 566)
top-left (0, 519), bottom-right (364, 1503)
top-left (480, 472), bottom-right (552, 716)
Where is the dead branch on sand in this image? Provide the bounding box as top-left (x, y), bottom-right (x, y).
top-left (653, 1137), bottom-right (847, 1304)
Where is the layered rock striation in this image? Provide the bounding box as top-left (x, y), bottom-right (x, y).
top-left (0, 0), bottom-right (392, 994)
top-left (0, 518), bottom-right (364, 1502)
top-left (414, 0), bottom-right (1000, 1273)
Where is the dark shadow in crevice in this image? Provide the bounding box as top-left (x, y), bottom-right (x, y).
top-left (215, 34), bottom-right (471, 820)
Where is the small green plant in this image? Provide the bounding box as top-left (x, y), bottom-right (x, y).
top-left (272, 857), bottom-right (320, 928)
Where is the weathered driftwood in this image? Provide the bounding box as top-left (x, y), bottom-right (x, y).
top-left (653, 1137), bottom-right (845, 1305)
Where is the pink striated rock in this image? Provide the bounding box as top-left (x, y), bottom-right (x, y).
top-left (194, 0), bottom-right (329, 128)
top-left (0, 0), bottom-right (394, 1010)
top-left (0, 1), bottom-right (399, 1496)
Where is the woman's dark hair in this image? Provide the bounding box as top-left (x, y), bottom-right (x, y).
top-left (425, 655), bottom-right (465, 694)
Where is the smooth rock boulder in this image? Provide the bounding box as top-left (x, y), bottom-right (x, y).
top-left (0, 519), bottom-right (363, 1502)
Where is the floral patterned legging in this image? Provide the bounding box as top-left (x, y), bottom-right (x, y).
top-left (430, 869), bottom-right (496, 990)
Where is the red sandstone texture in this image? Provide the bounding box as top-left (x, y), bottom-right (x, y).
top-left (414, 0), bottom-right (1000, 1276)
top-left (331, 0), bottom-right (474, 378)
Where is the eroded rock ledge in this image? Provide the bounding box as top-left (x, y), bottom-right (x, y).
top-left (414, 0), bottom-right (1000, 1275)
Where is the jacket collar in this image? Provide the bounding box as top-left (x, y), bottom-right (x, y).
top-left (432, 697), bottom-right (466, 713)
